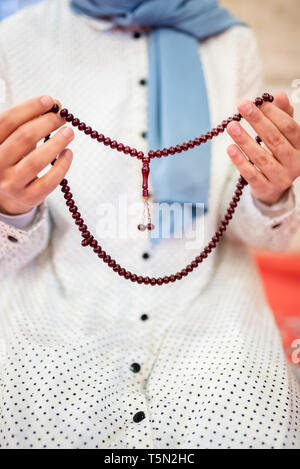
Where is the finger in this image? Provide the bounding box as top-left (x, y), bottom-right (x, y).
top-left (227, 121), bottom-right (283, 182)
top-left (273, 91), bottom-right (294, 117)
top-left (14, 127), bottom-right (75, 185)
top-left (0, 106), bottom-right (66, 167)
top-left (25, 149), bottom-right (73, 204)
top-left (227, 144), bottom-right (272, 192)
top-left (238, 100), bottom-right (295, 165)
top-left (259, 97), bottom-right (300, 149)
top-left (0, 95), bottom-right (57, 144)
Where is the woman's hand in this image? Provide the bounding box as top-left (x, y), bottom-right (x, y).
top-left (226, 91), bottom-right (300, 205)
top-left (0, 96), bottom-right (74, 216)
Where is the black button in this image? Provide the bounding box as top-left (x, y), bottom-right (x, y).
top-left (272, 223), bottom-right (281, 229)
top-left (142, 252), bottom-right (150, 260)
top-left (130, 362), bottom-right (141, 373)
top-left (133, 31), bottom-right (141, 39)
top-left (8, 235), bottom-right (18, 243)
top-left (141, 131), bottom-right (147, 139)
top-left (133, 411), bottom-right (145, 423)
top-left (139, 78), bottom-right (147, 86)
top-left (140, 314), bottom-right (148, 321)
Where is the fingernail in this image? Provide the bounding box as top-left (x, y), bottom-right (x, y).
top-left (228, 123), bottom-right (241, 137)
top-left (40, 95), bottom-right (53, 107)
top-left (239, 101), bottom-right (253, 116)
top-left (61, 127), bottom-right (74, 138)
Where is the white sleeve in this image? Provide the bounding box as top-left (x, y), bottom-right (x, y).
top-left (0, 202), bottom-right (51, 275)
top-left (225, 179), bottom-right (299, 250)
top-left (0, 207), bottom-right (37, 229)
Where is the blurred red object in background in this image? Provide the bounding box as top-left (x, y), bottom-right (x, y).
top-left (255, 251), bottom-right (300, 365)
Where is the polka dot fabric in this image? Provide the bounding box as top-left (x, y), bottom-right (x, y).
top-left (0, 244), bottom-right (299, 449)
top-left (0, 0), bottom-right (299, 449)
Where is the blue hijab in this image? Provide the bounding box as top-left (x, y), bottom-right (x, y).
top-left (71, 0), bottom-right (241, 212)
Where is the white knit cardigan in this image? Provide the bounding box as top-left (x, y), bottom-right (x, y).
top-left (0, 0), bottom-right (299, 449)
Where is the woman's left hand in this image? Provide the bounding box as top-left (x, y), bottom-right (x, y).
top-left (226, 91), bottom-right (300, 205)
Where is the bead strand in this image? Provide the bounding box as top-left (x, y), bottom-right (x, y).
top-left (47, 93), bottom-right (273, 286)
top-left (55, 93), bottom-right (273, 160)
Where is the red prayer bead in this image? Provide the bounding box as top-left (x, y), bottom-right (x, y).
top-left (255, 97), bottom-right (263, 106)
top-left (233, 113), bottom-right (242, 121)
top-left (60, 109), bottom-right (68, 118)
top-left (82, 238), bottom-right (91, 247)
top-left (90, 239), bottom-right (98, 248)
top-left (91, 131), bottom-right (98, 139)
top-left (78, 122), bottom-right (86, 131)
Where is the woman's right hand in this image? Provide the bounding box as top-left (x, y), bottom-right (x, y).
top-left (0, 95), bottom-right (74, 216)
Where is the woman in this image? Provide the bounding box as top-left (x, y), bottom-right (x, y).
top-left (0, 0), bottom-right (299, 449)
